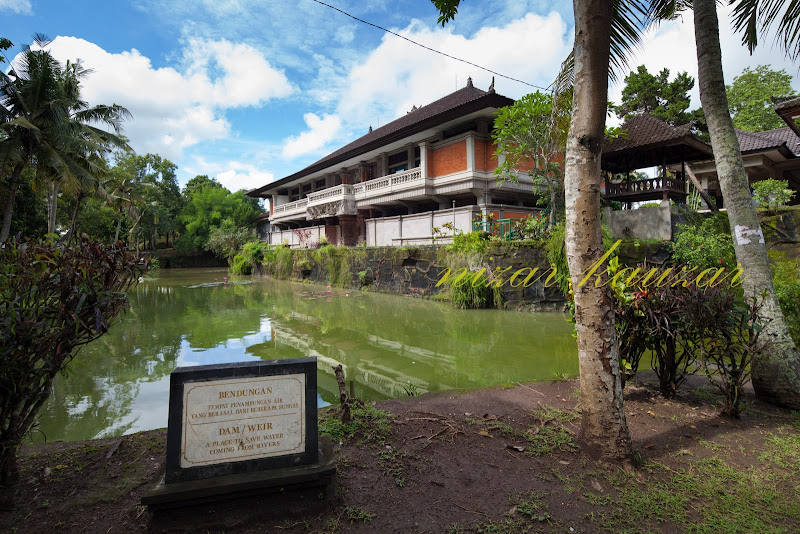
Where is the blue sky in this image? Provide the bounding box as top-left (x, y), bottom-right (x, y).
top-left (3, 0), bottom-right (797, 191)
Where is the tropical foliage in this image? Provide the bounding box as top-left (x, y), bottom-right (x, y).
top-left (493, 91), bottom-right (570, 226)
top-left (0, 35), bottom-right (130, 243)
top-left (0, 237), bottom-right (146, 485)
top-left (611, 64), bottom-right (705, 128)
top-left (726, 65), bottom-right (796, 132)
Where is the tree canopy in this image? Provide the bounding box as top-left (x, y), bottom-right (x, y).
top-left (611, 65), bottom-right (705, 130)
top-left (493, 90), bottom-right (570, 225)
top-left (726, 65), bottom-right (797, 132)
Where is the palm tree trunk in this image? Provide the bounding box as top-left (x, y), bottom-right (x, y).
top-left (694, 0), bottom-right (800, 409)
top-left (565, 0), bottom-right (631, 459)
top-left (0, 163), bottom-right (24, 243)
top-left (47, 182), bottom-right (60, 234)
top-left (114, 218), bottom-right (122, 242)
top-left (66, 194), bottom-right (84, 242)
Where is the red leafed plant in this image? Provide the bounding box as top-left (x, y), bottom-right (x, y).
top-left (0, 238), bottom-right (147, 488)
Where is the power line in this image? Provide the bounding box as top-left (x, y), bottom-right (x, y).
top-left (308, 0), bottom-right (548, 91)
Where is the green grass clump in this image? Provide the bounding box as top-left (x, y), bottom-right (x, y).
top-left (318, 402), bottom-right (394, 446)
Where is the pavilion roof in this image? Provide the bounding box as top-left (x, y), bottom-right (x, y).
top-left (601, 113), bottom-right (713, 173)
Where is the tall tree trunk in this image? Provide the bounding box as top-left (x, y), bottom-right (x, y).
top-left (66, 194), bottom-right (84, 243)
top-left (0, 163), bottom-right (24, 243)
top-left (46, 182), bottom-right (60, 234)
top-left (565, 0), bottom-right (631, 459)
top-left (114, 218), bottom-right (121, 242)
top-left (694, 0), bottom-right (800, 409)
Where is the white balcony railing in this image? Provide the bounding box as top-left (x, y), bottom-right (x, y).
top-left (353, 167), bottom-right (423, 199)
top-left (272, 198), bottom-right (308, 217)
top-left (307, 184), bottom-right (353, 206)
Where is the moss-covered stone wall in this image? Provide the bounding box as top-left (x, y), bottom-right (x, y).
top-left (252, 244), bottom-right (568, 311)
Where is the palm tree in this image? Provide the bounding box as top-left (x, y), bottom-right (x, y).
top-left (0, 36), bottom-right (130, 243)
top-left (563, 0), bottom-right (634, 460)
top-left (730, 0), bottom-right (800, 61)
top-left (686, 0), bottom-right (800, 408)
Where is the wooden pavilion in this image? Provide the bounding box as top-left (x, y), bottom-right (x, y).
top-left (601, 113), bottom-right (713, 206)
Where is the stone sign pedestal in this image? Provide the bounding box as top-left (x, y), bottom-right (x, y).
top-left (142, 358), bottom-right (335, 508)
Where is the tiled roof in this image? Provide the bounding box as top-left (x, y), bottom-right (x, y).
top-left (604, 113), bottom-right (695, 153)
top-left (250, 80), bottom-right (513, 194)
top-left (310, 82), bottom-right (492, 168)
top-left (774, 95), bottom-right (800, 110)
top-left (736, 127), bottom-right (800, 155)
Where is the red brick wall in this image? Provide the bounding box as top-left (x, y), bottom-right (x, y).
top-left (488, 142), bottom-right (498, 171)
top-left (429, 140), bottom-right (467, 177)
top-left (475, 140), bottom-right (487, 171)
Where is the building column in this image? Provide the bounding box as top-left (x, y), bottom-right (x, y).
top-left (379, 152), bottom-right (388, 177)
top-left (270, 194), bottom-right (277, 215)
top-left (466, 134), bottom-right (475, 171)
top-left (406, 144), bottom-right (415, 169)
top-left (419, 142), bottom-right (429, 180)
top-left (359, 161), bottom-right (369, 182)
top-left (339, 215), bottom-right (358, 246)
top-left (340, 167), bottom-right (350, 185)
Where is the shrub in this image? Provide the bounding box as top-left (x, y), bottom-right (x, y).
top-left (770, 252), bottom-right (800, 346)
top-left (448, 276), bottom-right (503, 309)
top-left (752, 179), bottom-right (795, 213)
top-left (204, 225), bottom-right (254, 261)
top-left (691, 290), bottom-right (766, 417)
top-left (671, 215), bottom-right (737, 271)
top-left (0, 238), bottom-right (146, 485)
top-left (230, 253), bottom-right (252, 275)
top-left (448, 230), bottom-right (489, 254)
top-left (240, 240), bottom-right (271, 266)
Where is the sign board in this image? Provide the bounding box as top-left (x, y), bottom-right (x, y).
top-left (165, 358), bottom-right (318, 484)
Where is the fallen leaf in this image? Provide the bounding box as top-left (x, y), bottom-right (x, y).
top-left (591, 480), bottom-right (603, 492)
top-left (690, 425), bottom-right (697, 429)
top-left (644, 443), bottom-right (654, 449)
top-left (43, 466), bottom-right (50, 478)
top-left (506, 445), bottom-right (525, 452)
top-left (646, 410), bottom-right (656, 416)
top-left (478, 429), bottom-right (493, 438)
top-left (559, 460), bottom-right (570, 465)
top-left (54, 464), bottom-right (68, 470)
top-left (527, 427), bottom-right (540, 436)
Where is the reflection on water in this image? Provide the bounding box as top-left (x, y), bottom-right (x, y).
top-left (32, 268), bottom-right (577, 443)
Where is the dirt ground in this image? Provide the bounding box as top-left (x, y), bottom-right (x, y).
top-left (1, 375), bottom-right (798, 534)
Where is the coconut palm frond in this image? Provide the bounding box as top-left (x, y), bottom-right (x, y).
top-left (731, 0), bottom-right (800, 61)
top-left (550, 0), bottom-right (649, 96)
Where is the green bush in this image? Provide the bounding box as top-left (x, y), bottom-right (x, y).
top-left (448, 276), bottom-right (503, 309)
top-left (230, 253), bottom-right (252, 275)
top-left (671, 215), bottom-right (736, 271)
top-left (752, 179), bottom-right (795, 213)
top-left (770, 252), bottom-right (800, 346)
top-left (0, 238), bottom-right (146, 484)
top-left (240, 240), bottom-right (271, 266)
top-left (448, 231), bottom-right (489, 254)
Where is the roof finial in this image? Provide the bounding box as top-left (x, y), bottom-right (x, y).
top-left (466, 76), bottom-right (473, 88)
top-left (488, 76), bottom-right (495, 93)
top-left (368, 125), bottom-right (373, 133)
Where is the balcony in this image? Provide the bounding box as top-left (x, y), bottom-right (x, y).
top-left (271, 198), bottom-right (308, 220)
top-left (307, 184), bottom-right (354, 207)
top-left (604, 175), bottom-right (687, 203)
top-left (353, 167), bottom-right (425, 201)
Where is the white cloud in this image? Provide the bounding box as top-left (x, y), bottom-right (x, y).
top-left (23, 36), bottom-right (294, 161)
top-left (281, 12), bottom-right (572, 160)
top-left (185, 156), bottom-right (274, 193)
top-left (608, 4), bottom-right (800, 115)
top-left (282, 113), bottom-right (342, 159)
top-left (0, 0), bottom-right (32, 14)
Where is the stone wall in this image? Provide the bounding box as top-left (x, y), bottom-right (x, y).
top-left (254, 244), bottom-right (567, 311)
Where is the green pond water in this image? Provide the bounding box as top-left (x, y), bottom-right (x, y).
top-left (33, 268), bottom-right (578, 443)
